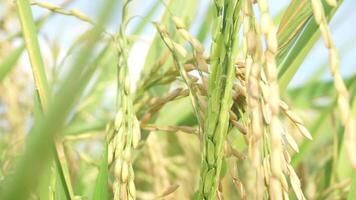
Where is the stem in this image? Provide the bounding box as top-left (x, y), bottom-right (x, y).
top-left (197, 0), bottom-right (241, 199)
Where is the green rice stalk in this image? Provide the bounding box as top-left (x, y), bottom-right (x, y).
top-left (197, 0), bottom-right (241, 199)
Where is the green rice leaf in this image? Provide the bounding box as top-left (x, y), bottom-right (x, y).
top-left (93, 144), bottom-right (109, 200)
top-left (277, 0), bottom-right (343, 92)
top-left (15, 0), bottom-right (51, 108)
top-left (0, 45), bottom-right (25, 82)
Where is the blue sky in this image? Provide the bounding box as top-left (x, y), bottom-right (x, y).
top-left (32, 0), bottom-right (355, 88)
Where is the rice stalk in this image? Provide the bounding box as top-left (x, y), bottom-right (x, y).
top-left (196, 0), bottom-right (241, 199)
top-left (255, 0), bottom-right (287, 198)
top-left (107, 1), bottom-right (141, 199)
top-left (30, 0), bottom-right (94, 25)
top-left (310, 0), bottom-right (356, 168)
top-left (242, 0), bottom-right (264, 198)
top-left (154, 22), bottom-right (203, 127)
top-left (172, 16), bottom-right (207, 89)
top-left (239, 1), bottom-right (307, 199)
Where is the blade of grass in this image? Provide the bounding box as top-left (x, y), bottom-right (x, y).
top-left (0, 45), bottom-right (25, 82)
top-left (277, 0), bottom-right (343, 92)
top-left (16, 0), bottom-right (50, 108)
top-left (277, 0), bottom-right (311, 59)
top-left (53, 143), bottom-right (75, 199)
top-left (92, 144), bottom-right (108, 200)
top-left (348, 171), bottom-right (356, 200)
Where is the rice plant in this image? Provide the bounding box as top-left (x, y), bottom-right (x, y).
top-left (0, 0), bottom-right (355, 199)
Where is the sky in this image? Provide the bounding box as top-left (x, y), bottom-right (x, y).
top-left (31, 0), bottom-right (356, 89)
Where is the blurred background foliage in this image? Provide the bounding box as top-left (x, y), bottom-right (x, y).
top-left (0, 0), bottom-right (355, 199)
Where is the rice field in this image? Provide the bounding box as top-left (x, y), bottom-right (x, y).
top-left (0, 0), bottom-right (355, 199)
